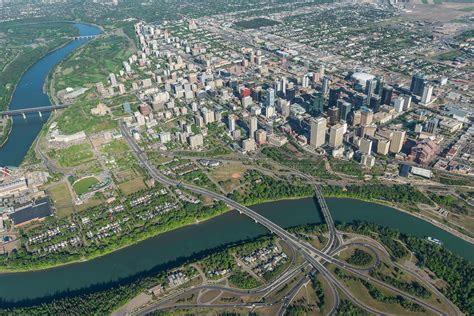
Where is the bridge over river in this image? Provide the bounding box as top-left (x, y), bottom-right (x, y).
top-left (0, 104), bottom-right (69, 118)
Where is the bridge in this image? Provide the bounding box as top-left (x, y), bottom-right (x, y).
top-left (74, 35), bottom-right (99, 40)
top-left (0, 104), bottom-right (69, 118)
top-left (119, 121), bottom-right (453, 316)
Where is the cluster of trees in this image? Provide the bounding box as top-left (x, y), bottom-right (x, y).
top-left (370, 271), bottom-right (431, 299)
top-left (336, 300), bottom-right (370, 315)
top-left (228, 271), bottom-right (259, 289)
top-left (428, 193), bottom-right (470, 215)
top-left (336, 222), bottom-right (408, 259)
top-left (337, 221), bottom-right (473, 315)
top-left (322, 184), bottom-right (433, 207)
top-left (310, 274), bottom-right (326, 309)
top-left (346, 249), bottom-right (373, 266)
top-left (361, 280), bottom-right (425, 313)
top-left (229, 171), bottom-right (314, 205)
top-left (403, 236), bottom-right (474, 315)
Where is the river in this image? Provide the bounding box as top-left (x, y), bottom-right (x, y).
top-left (0, 23), bottom-right (101, 167)
top-left (0, 197), bottom-right (472, 305)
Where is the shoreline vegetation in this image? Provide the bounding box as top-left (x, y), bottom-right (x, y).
top-left (0, 188), bottom-right (472, 274)
top-left (0, 222), bottom-right (471, 315)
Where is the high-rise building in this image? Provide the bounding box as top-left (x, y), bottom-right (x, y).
top-left (242, 138), bottom-right (256, 152)
top-left (359, 138), bottom-right (373, 155)
top-left (424, 118), bottom-right (438, 134)
top-left (265, 106), bottom-right (275, 118)
top-left (266, 88), bottom-right (275, 107)
top-left (329, 123), bottom-right (344, 148)
top-left (188, 134), bottom-right (204, 149)
top-left (381, 86), bottom-right (393, 105)
top-left (328, 106), bottom-right (340, 125)
top-left (228, 114), bottom-right (237, 132)
top-left (311, 92), bottom-right (325, 115)
top-left (421, 84), bottom-right (433, 104)
top-left (281, 77), bottom-right (287, 96)
top-left (328, 88), bottom-right (341, 108)
top-left (389, 130), bottom-right (406, 153)
top-left (376, 138), bottom-right (390, 155)
top-left (322, 76), bottom-right (330, 96)
top-left (375, 76), bottom-right (384, 96)
top-left (352, 93), bottom-right (366, 110)
top-left (310, 117), bottom-right (327, 148)
top-left (249, 116), bottom-right (258, 138)
top-left (403, 95), bottom-right (412, 110)
top-left (366, 79), bottom-right (376, 100)
top-left (369, 96), bottom-right (380, 111)
top-left (338, 100), bottom-right (352, 122)
top-left (109, 73), bottom-right (117, 87)
top-left (410, 73), bottom-right (426, 96)
top-left (393, 97), bottom-right (405, 113)
top-left (360, 107), bottom-right (373, 126)
top-left (301, 75), bottom-right (310, 89)
top-left (278, 99), bottom-right (290, 118)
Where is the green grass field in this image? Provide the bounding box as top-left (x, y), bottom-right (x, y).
top-left (48, 143), bottom-right (94, 167)
top-left (73, 176), bottom-right (100, 195)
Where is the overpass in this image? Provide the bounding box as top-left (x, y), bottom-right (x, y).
top-left (119, 121), bottom-right (453, 316)
top-left (0, 104), bottom-right (69, 118)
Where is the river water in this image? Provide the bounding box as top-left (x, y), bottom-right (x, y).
top-left (0, 197), bottom-right (472, 305)
top-left (0, 23), bottom-right (101, 167)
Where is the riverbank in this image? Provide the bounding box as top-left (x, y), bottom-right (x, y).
top-left (1, 191), bottom-right (472, 274)
top-left (323, 193), bottom-right (474, 245)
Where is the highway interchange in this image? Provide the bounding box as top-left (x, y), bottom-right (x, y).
top-left (120, 121), bottom-right (459, 316)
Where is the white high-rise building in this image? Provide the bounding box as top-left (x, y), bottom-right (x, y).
top-left (109, 73), bottom-right (118, 87)
top-left (389, 130), bottom-right (406, 153)
top-left (249, 116), bottom-right (258, 138)
top-left (329, 123), bottom-right (344, 148)
top-left (359, 138), bottom-right (372, 155)
top-left (421, 84), bottom-right (434, 104)
top-left (310, 117), bottom-right (327, 148)
top-left (228, 114), bottom-right (237, 132)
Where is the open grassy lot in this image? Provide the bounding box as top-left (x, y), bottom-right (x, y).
top-left (48, 182), bottom-right (74, 218)
top-left (118, 177), bottom-right (147, 195)
top-left (48, 143), bottom-right (94, 167)
top-left (73, 176), bottom-right (99, 195)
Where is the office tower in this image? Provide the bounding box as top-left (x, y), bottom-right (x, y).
top-left (393, 97), bottom-right (405, 113)
top-left (421, 84), bottom-right (433, 104)
top-left (366, 79), bottom-right (376, 100)
top-left (329, 123), bottom-right (344, 148)
top-left (281, 77), bottom-right (287, 96)
top-left (310, 117), bottom-right (327, 148)
top-left (338, 100), bottom-right (352, 122)
top-left (403, 95), bottom-right (412, 110)
top-left (360, 107), bottom-right (373, 126)
top-left (352, 93), bottom-right (366, 110)
top-left (410, 73), bottom-right (426, 96)
top-left (228, 114), bottom-right (236, 132)
top-left (424, 118), bottom-right (438, 134)
top-left (301, 75), bottom-right (309, 88)
top-left (381, 86), bottom-right (393, 105)
top-left (375, 76), bottom-right (384, 96)
top-left (328, 87), bottom-right (341, 108)
top-left (273, 79), bottom-right (281, 93)
top-left (286, 88), bottom-right (296, 102)
top-left (322, 76), bottom-right (330, 96)
top-left (359, 138), bottom-right (373, 155)
top-left (249, 116), bottom-right (258, 138)
top-left (278, 99), bottom-right (290, 118)
top-left (319, 64), bottom-right (325, 78)
top-left (369, 96), bottom-right (381, 111)
top-left (311, 92), bottom-right (325, 115)
top-left (389, 130), bottom-right (406, 153)
top-left (328, 106), bottom-right (340, 125)
top-left (266, 88), bottom-right (275, 107)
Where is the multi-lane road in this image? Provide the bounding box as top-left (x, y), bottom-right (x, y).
top-left (120, 121), bottom-right (455, 316)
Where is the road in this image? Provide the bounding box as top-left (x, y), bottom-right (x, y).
top-left (120, 121), bottom-right (453, 316)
